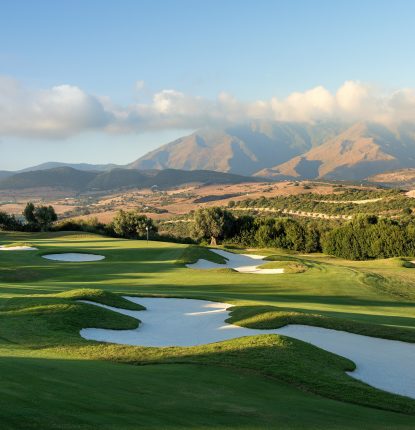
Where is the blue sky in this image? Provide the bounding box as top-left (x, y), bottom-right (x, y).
top-left (1, 0), bottom-right (415, 170)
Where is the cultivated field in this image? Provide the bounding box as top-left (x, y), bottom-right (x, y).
top-left (0, 232), bottom-right (414, 429)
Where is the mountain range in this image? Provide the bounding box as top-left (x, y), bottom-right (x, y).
top-left (2, 120), bottom-right (415, 188)
top-left (130, 121), bottom-right (415, 181)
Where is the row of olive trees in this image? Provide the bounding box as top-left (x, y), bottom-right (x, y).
top-left (190, 207), bottom-right (415, 259)
top-left (190, 207), bottom-right (323, 252)
top-left (322, 215), bottom-right (415, 260)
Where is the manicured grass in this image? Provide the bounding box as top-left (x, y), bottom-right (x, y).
top-left (1, 291), bottom-right (415, 418)
top-left (2, 360), bottom-right (414, 430)
top-left (1, 231), bottom-right (415, 428)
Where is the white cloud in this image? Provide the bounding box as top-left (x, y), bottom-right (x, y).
top-left (0, 76), bottom-right (415, 139)
top-left (0, 77), bottom-right (112, 138)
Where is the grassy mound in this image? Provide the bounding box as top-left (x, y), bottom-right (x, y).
top-left (177, 245), bottom-right (227, 265)
top-left (227, 305), bottom-right (415, 343)
top-left (0, 289), bottom-right (143, 348)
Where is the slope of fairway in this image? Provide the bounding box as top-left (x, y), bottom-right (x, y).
top-left (2, 359), bottom-right (415, 430)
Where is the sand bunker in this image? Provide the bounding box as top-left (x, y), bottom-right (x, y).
top-left (187, 249), bottom-right (284, 274)
top-left (80, 297), bottom-right (415, 400)
top-left (42, 253), bottom-right (105, 262)
top-left (0, 245), bottom-right (37, 251)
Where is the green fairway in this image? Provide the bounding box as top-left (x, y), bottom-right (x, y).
top-left (0, 231), bottom-right (415, 429)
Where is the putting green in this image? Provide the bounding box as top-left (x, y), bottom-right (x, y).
top-left (0, 231), bottom-right (414, 429)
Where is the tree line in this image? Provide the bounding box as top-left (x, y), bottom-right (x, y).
top-left (0, 203), bottom-right (57, 232)
top-left (2, 203), bottom-right (415, 260)
top-left (165, 207), bottom-right (415, 260)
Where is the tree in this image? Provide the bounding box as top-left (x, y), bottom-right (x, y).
top-left (0, 211), bottom-right (21, 231)
top-left (22, 203), bottom-right (57, 231)
top-left (33, 206), bottom-right (58, 231)
top-left (23, 202), bottom-right (36, 225)
top-left (112, 210), bottom-right (156, 239)
top-left (192, 207), bottom-right (234, 245)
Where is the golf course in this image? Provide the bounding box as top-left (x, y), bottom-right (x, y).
top-left (1, 231), bottom-right (415, 429)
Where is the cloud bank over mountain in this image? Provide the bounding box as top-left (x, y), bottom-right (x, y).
top-left (1, 76), bottom-right (415, 139)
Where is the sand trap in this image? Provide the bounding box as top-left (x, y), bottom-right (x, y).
top-left (42, 253), bottom-right (105, 262)
top-left (187, 249), bottom-right (284, 274)
top-left (0, 245), bottom-right (37, 251)
top-left (80, 297), bottom-right (415, 400)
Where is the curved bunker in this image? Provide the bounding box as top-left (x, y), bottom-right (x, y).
top-left (79, 297), bottom-right (415, 400)
top-left (187, 249), bottom-right (284, 274)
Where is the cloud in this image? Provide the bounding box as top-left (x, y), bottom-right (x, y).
top-left (0, 77), bottom-right (112, 138)
top-left (0, 76), bottom-right (415, 139)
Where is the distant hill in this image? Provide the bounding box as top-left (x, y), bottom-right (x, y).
top-left (255, 122), bottom-right (415, 180)
top-left (129, 121), bottom-right (346, 175)
top-left (0, 171), bottom-right (13, 180)
top-left (0, 167), bottom-right (259, 192)
top-left (368, 168), bottom-right (415, 187)
top-left (18, 162), bottom-right (120, 173)
top-left (0, 167), bottom-right (97, 190)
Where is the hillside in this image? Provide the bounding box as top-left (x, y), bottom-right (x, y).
top-left (0, 167), bottom-right (259, 192)
top-left (256, 122), bottom-right (415, 180)
top-left (129, 121), bottom-right (346, 175)
top-left (368, 168), bottom-right (415, 187)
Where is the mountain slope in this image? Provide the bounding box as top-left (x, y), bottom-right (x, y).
top-left (256, 122), bottom-right (415, 180)
top-left (129, 121), bottom-right (346, 175)
top-left (368, 169), bottom-right (415, 187)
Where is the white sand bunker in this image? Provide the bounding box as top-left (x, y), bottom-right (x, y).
top-left (0, 245), bottom-right (37, 251)
top-left (80, 297), bottom-right (415, 400)
top-left (187, 249), bottom-right (284, 274)
top-left (42, 253), bottom-right (105, 262)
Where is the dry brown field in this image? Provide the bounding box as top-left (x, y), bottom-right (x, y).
top-left (0, 180), bottom-right (380, 223)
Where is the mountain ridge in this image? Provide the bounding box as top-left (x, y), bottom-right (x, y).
top-left (4, 120), bottom-right (415, 183)
top-left (0, 166), bottom-right (260, 192)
